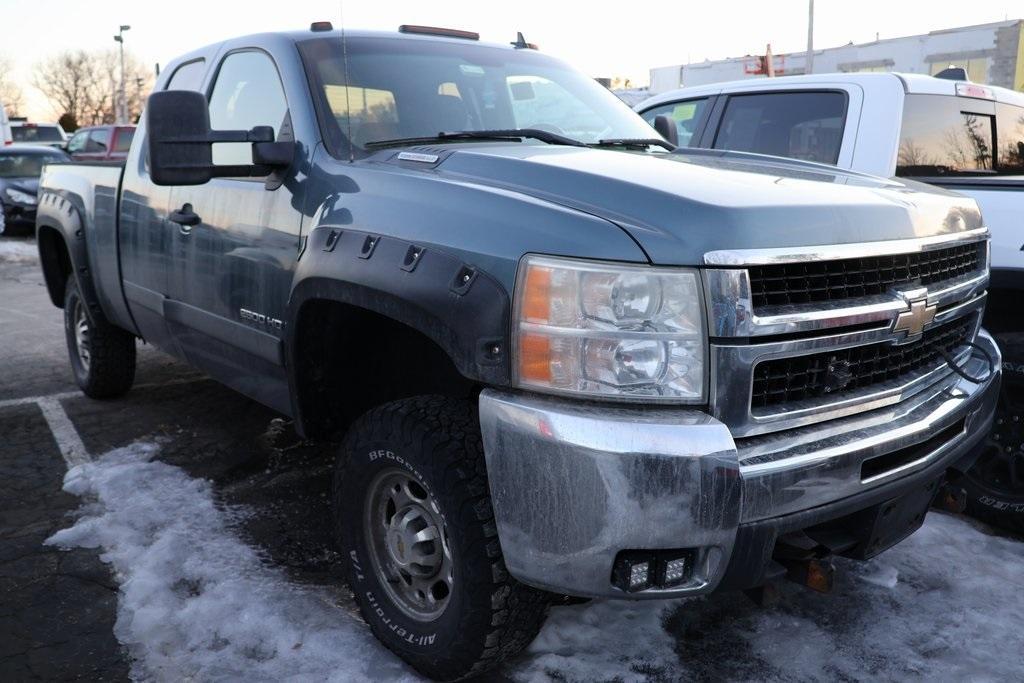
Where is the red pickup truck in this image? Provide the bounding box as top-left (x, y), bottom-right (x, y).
top-left (65, 125), bottom-right (136, 162)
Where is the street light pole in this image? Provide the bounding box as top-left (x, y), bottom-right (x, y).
top-left (806, 0), bottom-right (814, 75)
top-left (113, 25), bottom-right (131, 124)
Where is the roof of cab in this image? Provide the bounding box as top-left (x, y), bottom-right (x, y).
top-left (637, 70), bottom-right (1024, 111)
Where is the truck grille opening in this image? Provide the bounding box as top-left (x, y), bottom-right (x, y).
top-left (748, 242), bottom-right (984, 308)
top-left (751, 317), bottom-right (974, 411)
top-left (860, 418), bottom-right (965, 481)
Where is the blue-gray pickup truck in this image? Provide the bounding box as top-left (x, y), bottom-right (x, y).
top-left (35, 24), bottom-right (1001, 680)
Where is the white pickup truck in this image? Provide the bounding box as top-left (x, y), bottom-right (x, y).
top-left (637, 72), bottom-right (1024, 532)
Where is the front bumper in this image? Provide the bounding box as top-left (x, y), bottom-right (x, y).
top-left (479, 330), bottom-right (1001, 599)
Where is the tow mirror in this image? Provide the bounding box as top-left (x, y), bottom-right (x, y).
top-left (146, 90), bottom-right (293, 186)
top-left (653, 115), bottom-right (679, 147)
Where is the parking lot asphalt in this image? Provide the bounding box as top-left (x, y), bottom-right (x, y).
top-left (2, 236), bottom-right (1023, 682)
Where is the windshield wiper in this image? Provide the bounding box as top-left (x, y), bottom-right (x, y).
top-left (592, 138), bottom-right (676, 152)
top-left (365, 128), bottom-right (587, 149)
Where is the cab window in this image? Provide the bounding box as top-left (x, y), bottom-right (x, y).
top-left (66, 131), bottom-right (88, 153)
top-left (712, 91), bottom-right (846, 164)
top-left (896, 95), bottom-right (1000, 176)
top-left (207, 50), bottom-right (288, 166)
top-left (87, 128), bottom-right (111, 152)
top-left (640, 98), bottom-right (709, 146)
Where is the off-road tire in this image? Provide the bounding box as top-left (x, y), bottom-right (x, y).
top-left (63, 277), bottom-right (136, 398)
top-left (962, 333), bottom-right (1024, 534)
top-left (333, 396), bottom-right (550, 681)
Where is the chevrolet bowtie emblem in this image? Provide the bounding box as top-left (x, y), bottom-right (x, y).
top-left (892, 297), bottom-right (936, 338)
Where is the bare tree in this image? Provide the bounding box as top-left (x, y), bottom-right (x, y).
top-left (0, 55), bottom-right (25, 117)
top-left (33, 49), bottom-right (153, 126)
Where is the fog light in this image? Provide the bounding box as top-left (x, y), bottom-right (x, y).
top-left (611, 553), bottom-right (654, 593)
top-left (657, 554), bottom-right (691, 588)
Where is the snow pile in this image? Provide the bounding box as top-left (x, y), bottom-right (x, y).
top-left (0, 238), bottom-right (38, 263)
top-left (46, 443), bottom-right (416, 682)
top-left (49, 441), bottom-right (1024, 682)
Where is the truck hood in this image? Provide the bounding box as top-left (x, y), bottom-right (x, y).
top-left (428, 145), bottom-right (983, 265)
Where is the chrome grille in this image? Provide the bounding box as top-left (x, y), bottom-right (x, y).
top-left (747, 242), bottom-right (984, 308)
top-left (704, 230), bottom-right (989, 438)
top-left (750, 317), bottom-right (974, 411)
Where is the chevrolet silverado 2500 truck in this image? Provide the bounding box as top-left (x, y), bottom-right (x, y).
top-left (37, 26), bottom-right (1000, 680)
top-left (637, 72), bottom-right (1024, 532)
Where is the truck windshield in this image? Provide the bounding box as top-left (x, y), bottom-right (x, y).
top-left (298, 36), bottom-right (658, 156)
top-left (896, 94), bottom-right (1024, 177)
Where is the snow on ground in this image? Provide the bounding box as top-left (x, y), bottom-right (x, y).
top-left (0, 238), bottom-right (38, 264)
top-left (49, 442), bottom-right (1024, 682)
top-left (46, 443), bottom-right (417, 682)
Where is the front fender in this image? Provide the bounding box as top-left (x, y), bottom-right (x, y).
top-left (285, 225), bottom-right (512, 387)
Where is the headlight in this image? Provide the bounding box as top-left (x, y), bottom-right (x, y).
top-left (513, 255), bottom-right (706, 402)
top-left (5, 188), bottom-right (36, 205)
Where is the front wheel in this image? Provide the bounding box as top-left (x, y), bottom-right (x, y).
top-left (333, 396), bottom-right (550, 681)
top-left (63, 277), bottom-right (136, 398)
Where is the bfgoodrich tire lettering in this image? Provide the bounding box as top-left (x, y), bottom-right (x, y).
top-left (333, 396), bottom-right (550, 681)
top-left (63, 277), bottom-right (136, 398)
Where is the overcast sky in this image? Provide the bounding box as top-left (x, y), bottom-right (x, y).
top-left (1, 0), bottom-right (1020, 120)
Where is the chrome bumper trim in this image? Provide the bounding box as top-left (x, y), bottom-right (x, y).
top-left (479, 330), bottom-right (1000, 599)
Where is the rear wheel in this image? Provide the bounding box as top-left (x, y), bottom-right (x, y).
top-left (63, 277), bottom-right (136, 398)
top-left (333, 396), bottom-right (549, 681)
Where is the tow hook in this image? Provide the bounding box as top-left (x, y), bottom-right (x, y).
top-left (772, 532), bottom-right (837, 594)
top-left (933, 482), bottom-right (968, 513)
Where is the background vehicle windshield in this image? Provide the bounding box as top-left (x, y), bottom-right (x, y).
top-left (0, 152), bottom-right (65, 177)
top-left (298, 36), bottom-right (657, 155)
top-left (12, 126), bottom-right (64, 143)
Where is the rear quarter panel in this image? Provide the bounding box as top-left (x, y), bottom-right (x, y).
top-left (37, 162), bottom-right (136, 333)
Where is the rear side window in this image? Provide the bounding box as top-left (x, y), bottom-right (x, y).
top-left (712, 91), bottom-right (846, 164)
top-left (87, 128), bottom-right (111, 152)
top-left (114, 128), bottom-right (135, 152)
top-left (640, 98), bottom-right (709, 146)
top-left (897, 95), bottom-right (999, 176)
top-left (166, 59), bottom-right (206, 92)
top-left (207, 50), bottom-right (288, 166)
top-left (997, 102), bottom-right (1024, 174)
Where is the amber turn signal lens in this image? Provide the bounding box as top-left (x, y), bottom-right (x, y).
top-left (521, 265), bottom-right (551, 323)
top-left (518, 333), bottom-right (551, 383)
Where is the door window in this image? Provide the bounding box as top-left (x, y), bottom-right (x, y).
top-left (166, 59), bottom-right (206, 92)
top-left (87, 128), bottom-right (111, 152)
top-left (640, 98), bottom-right (709, 146)
top-left (66, 131), bottom-right (88, 154)
top-left (713, 91), bottom-right (846, 164)
top-left (114, 128), bottom-right (135, 153)
top-left (207, 50), bottom-right (288, 166)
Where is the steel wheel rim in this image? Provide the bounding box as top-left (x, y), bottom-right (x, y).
top-left (73, 299), bottom-right (91, 372)
top-left (364, 468), bottom-right (453, 621)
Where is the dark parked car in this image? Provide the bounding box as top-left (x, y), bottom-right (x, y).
top-left (65, 125), bottom-right (135, 161)
top-left (0, 145), bottom-right (69, 235)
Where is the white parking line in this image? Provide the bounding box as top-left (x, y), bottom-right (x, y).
top-left (0, 376), bottom-right (208, 468)
top-left (37, 396), bottom-right (91, 467)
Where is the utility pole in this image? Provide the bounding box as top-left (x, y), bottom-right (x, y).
top-left (113, 25), bottom-right (131, 124)
top-left (806, 0), bottom-right (814, 75)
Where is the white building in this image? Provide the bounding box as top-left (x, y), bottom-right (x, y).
top-left (649, 19), bottom-right (1024, 95)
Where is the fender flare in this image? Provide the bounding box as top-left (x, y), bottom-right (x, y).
top-left (284, 226), bottom-right (512, 423)
top-left (35, 190), bottom-right (100, 312)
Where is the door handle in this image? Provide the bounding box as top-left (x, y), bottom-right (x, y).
top-left (169, 203), bottom-right (201, 232)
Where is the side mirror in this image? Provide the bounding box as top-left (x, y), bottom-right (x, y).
top-left (147, 90), bottom-right (293, 186)
top-left (653, 115), bottom-right (679, 147)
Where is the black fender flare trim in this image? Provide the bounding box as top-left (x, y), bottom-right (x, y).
top-left (284, 227), bottom-right (512, 428)
top-left (35, 190), bottom-right (100, 313)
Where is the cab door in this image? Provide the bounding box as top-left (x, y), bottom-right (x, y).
top-left (165, 48), bottom-right (303, 413)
